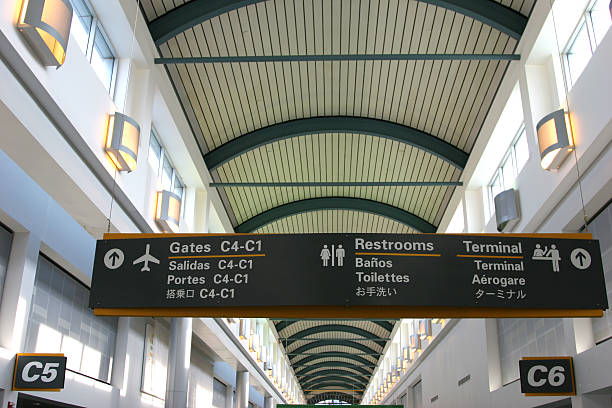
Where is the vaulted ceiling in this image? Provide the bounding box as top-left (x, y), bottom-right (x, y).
top-left (138, 0), bottom-right (536, 403)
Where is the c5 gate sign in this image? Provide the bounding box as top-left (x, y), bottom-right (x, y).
top-left (89, 233), bottom-right (607, 318)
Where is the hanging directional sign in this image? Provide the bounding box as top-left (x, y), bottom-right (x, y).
top-left (89, 233), bottom-right (607, 318)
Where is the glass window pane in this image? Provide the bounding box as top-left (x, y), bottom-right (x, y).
top-left (172, 174), bottom-right (183, 197)
top-left (590, 0), bottom-right (612, 46)
top-left (502, 155), bottom-right (516, 190)
top-left (91, 26), bottom-right (115, 92)
top-left (69, 0), bottom-right (92, 53)
top-left (162, 157), bottom-right (173, 190)
top-left (566, 21), bottom-right (593, 87)
top-left (490, 172), bottom-right (503, 214)
top-left (25, 256), bottom-right (117, 383)
top-left (514, 127), bottom-right (529, 172)
top-left (148, 131), bottom-right (161, 173)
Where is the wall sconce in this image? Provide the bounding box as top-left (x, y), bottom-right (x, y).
top-left (418, 319), bottom-right (432, 341)
top-left (155, 190), bottom-right (181, 233)
top-left (105, 113), bottom-right (140, 172)
top-left (536, 109), bottom-right (573, 170)
top-left (494, 188), bottom-right (520, 232)
top-left (17, 0), bottom-right (73, 67)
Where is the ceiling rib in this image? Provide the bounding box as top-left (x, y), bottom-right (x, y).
top-left (204, 117), bottom-right (469, 170)
top-left (299, 370), bottom-right (370, 383)
top-left (148, 0), bottom-right (527, 45)
top-left (291, 352), bottom-right (377, 367)
top-left (289, 340), bottom-right (381, 356)
top-left (296, 362), bottom-right (372, 376)
top-left (210, 181), bottom-right (462, 187)
top-left (275, 320), bottom-right (395, 333)
top-left (302, 377), bottom-right (367, 390)
top-left (283, 324), bottom-right (387, 347)
top-left (236, 197), bottom-right (437, 233)
top-left (155, 53), bottom-right (520, 64)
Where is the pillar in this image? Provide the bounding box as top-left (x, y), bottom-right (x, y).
top-left (110, 317), bottom-right (131, 389)
top-left (235, 371), bottom-right (250, 408)
top-left (225, 384), bottom-right (234, 408)
top-left (264, 396), bottom-right (274, 408)
top-left (165, 318), bottom-right (193, 408)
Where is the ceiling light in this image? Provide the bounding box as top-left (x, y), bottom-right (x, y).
top-left (105, 113), bottom-right (140, 172)
top-left (536, 109), bottom-right (573, 170)
top-left (155, 190), bottom-right (181, 233)
top-left (17, 0), bottom-right (72, 66)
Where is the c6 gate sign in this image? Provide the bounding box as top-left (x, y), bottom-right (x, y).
top-left (519, 357), bottom-right (576, 396)
top-left (12, 353), bottom-right (67, 391)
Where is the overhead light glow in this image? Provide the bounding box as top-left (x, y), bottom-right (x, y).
top-left (536, 109), bottom-right (573, 170)
top-left (17, 0), bottom-right (73, 66)
top-left (105, 113), bottom-right (140, 172)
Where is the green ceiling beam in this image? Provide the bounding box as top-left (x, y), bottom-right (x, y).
top-left (209, 181), bottom-right (463, 187)
top-left (302, 377), bottom-right (367, 390)
top-left (299, 370), bottom-right (370, 383)
top-left (155, 53), bottom-right (520, 64)
top-left (296, 362), bottom-right (372, 377)
top-left (420, 0), bottom-right (527, 40)
top-left (290, 339), bottom-right (381, 356)
top-left (235, 197), bottom-right (436, 233)
top-left (149, 0), bottom-right (262, 45)
top-left (291, 352), bottom-right (376, 367)
top-left (284, 324), bottom-right (386, 348)
top-left (275, 320), bottom-right (395, 333)
top-left (204, 116), bottom-right (468, 170)
top-left (298, 370), bottom-right (368, 389)
top-left (148, 0), bottom-right (527, 45)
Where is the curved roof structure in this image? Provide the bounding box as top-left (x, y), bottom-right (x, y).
top-left (139, 0), bottom-right (537, 402)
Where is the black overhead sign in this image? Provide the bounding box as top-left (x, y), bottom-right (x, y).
top-left (13, 354), bottom-right (67, 391)
top-left (89, 233), bottom-right (607, 317)
top-left (519, 357), bottom-right (576, 396)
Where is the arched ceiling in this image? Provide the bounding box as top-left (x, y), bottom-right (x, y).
top-left (139, 0), bottom-right (536, 403)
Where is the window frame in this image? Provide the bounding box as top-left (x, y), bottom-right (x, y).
top-left (562, 0), bottom-right (611, 89)
top-left (148, 129), bottom-right (187, 221)
top-left (487, 123), bottom-right (527, 216)
top-left (69, 0), bottom-right (118, 95)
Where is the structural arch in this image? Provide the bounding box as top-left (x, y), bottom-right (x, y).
top-left (276, 319), bottom-right (394, 333)
top-left (299, 369), bottom-right (369, 383)
top-left (290, 340), bottom-right (381, 357)
top-left (204, 116), bottom-right (468, 170)
top-left (236, 197), bottom-right (436, 233)
top-left (285, 324), bottom-right (386, 348)
top-left (302, 377), bottom-right (367, 390)
top-left (295, 361), bottom-right (371, 376)
top-left (308, 393), bottom-right (359, 404)
top-left (291, 352), bottom-right (376, 368)
top-left (149, 0), bottom-right (527, 45)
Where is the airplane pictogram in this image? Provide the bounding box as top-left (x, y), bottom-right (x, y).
top-left (133, 244), bottom-right (160, 272)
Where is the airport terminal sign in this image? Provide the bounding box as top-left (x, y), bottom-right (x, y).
top-left (89, 233), bottom-right (607, 316)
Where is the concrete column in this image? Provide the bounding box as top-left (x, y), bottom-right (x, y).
top-left (225, 384), bottom-right (234, 408)
top-left (110, 317), bottom-right (131, 389)
top-left (235, 371), bottom-right (250, 408)
top-left (0, 232), bottom-right (40, 351)
top-left (165, 318), bottom-right (193, 408)
top-left (264, 396), bottom-right (274, 408)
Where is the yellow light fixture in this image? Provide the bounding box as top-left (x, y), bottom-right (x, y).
top-left (155, 190), bottom-right (181, 233)
top-left (536, 109), bottom-right (573, 170)
top-left (105, 113), bottom-right (140, 172)
top-left (17, 0), bottom-right (72, 67)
